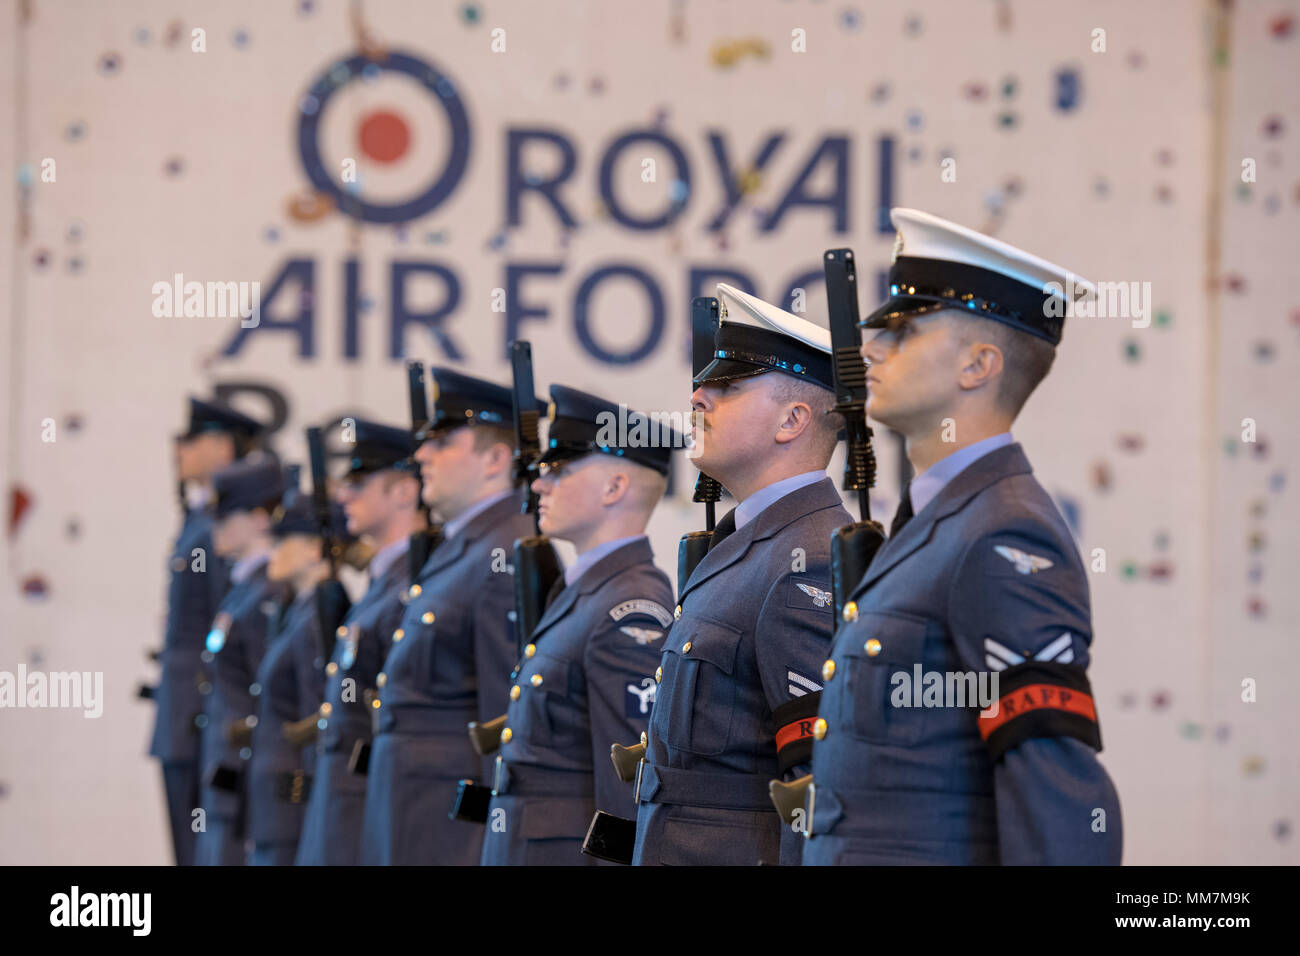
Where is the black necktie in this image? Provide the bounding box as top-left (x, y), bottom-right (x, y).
top-left (543, 575), bottom-right (567, 610)
top-left (709, 508), bottom-right (738, 551)
top-left (889, 485), bottom-right (914, 538)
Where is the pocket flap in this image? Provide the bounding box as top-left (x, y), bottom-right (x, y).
top-left (673, 619), bottom-right (743, 674)
top-left (846, 611), bottom-right (927, 664)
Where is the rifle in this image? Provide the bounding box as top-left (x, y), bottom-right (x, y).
top-left (507, 340), bottom-right (563, 657)
top-left (306, 426), bottom-right (353, 666)
top-left (677, 296), bottom-right (723, 595)
top-left (464, 341), bottom-right (561, 762)
top-left (766, 248), bottom-right (887, 831)
top-left (404, 360), bottom-right (444, 579)
top-left (822, 248), bottom-right (887, 619)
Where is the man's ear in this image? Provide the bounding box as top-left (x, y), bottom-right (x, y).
top-left (958, 341), bottom-right (1004, 392)
top-left (773, 400), bottom-right (814, 445)
top-left (486, 440), bottom-right (514, 478)
top-left (602, 470), bottom-right (631, 506)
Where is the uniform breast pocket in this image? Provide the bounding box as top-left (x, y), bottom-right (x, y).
top-left (528, 655), bottom-right (583, 746)
top-left (657, 619), bottom-right (742, 757)
top-left (839, 611), bottom-right (930, 747)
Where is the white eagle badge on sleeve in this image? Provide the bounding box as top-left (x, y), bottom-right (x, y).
top-left (993, 545), bottom-right (1054, 575)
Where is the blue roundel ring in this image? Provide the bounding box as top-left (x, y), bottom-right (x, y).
top-left (297, 51), bottom-right (472, 224)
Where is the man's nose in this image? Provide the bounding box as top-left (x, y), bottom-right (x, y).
top-left (861, 336), bottom-right (888, 366)
top-left (690, 385), bottom-right (711, 411)
top-left (530, 475), bottom-right (548, 495)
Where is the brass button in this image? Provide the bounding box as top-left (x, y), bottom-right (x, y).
top-left (842, 601), bottom-right (858, 623)
top-left (336, 625), bottom-right (349, 638)
top-left (822, 659), bottom-right (836, 681)
top-left (409, 584), bottom-right (422, 598)
top-left (865, 639), bottom-right (882, 657)
top-left (377, 673), bottom-right (387, 688)
top-left (501, 727), bottom-right (513, 743)
top-left (655, 666), bottom-right (663, 683)
top-left (371, 698), bottom-right (381, 709)
top-left (674, 605), bottom-right (682, 620)
top-left (320, 703), bottom-right (332, 717)
top-left (682, 641), bottom-right (692, 654)
top-left (510, 685), bottom-right (521, 701)
top-left (422, 611), bottom-right (435, 624)
top-left (524, 643), bottom-right (536, 658)
top-left (813, 717), bottom-right (828, 740)
top-left (326, 662), bottom-right (338, 676)
top-left (530, 674), bottom-right (543, 687)
top-left (393, 628), bottom-right (405, 642)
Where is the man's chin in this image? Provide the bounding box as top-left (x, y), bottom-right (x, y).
top-left (865, 400), bottom-right (894, 430)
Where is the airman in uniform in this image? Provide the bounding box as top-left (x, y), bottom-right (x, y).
top-left (149, 398), bottom-right (264, 866)
top-left (802, 208), bottom-right (1123, 864)
top-left (480, 385), bottom-right (677, 866)
top-left (632, 284), bottom-right (852, 866)
top-left (194, 455), bottom-right (291, 865)
top-left (360, 369), bottom-right (538, 866)
top-left (295, 420), bottom-right (424, 866)
top-left (245, 488), bottom-right (351, 865)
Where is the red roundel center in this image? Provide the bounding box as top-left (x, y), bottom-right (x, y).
top-left (358, 110), bottom-right (410, 163)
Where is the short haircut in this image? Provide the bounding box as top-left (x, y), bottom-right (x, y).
top-left (590, 455), bottom-right (668, 514)
top-left (767, 373), bottom-right (841, 466)
top-left (470, 424), bottom-right (522, 486)
top-left (952, 315), bottom-right (1056, 416)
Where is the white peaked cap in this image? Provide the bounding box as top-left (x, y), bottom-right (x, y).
top-left (715, 283), bottom-right (832, 353)
top-left (890, 208), bottom-right (1096, 304)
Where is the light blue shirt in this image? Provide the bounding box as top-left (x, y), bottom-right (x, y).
top-left (734, 470), bottom-right (826, 531)
top-left (908, 432), bottom-right (1014, 516)
top-left (230, 550), bottom-right (270, 585)
top-left (563, 534), bottom-right (647, 588)
top-left (443, 489), bottom-right (514, 541)
top-left (367, 536), bottom-right (410, 582)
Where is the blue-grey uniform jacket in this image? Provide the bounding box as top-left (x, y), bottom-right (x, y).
top-left (633, 477), bottom-right (850, 866)
top-left (246, 589), bottom-right (327, 864)
top-left (360, 493), bottom-right (534, 866)
top-left (150, 508), bottom-right (230, 763)
top-left (295, 543), bottom-right (411, 866)
top-left (803, 443), bottom-right (1123, 865)
top-left (481, 536), bottom-right (673, 866)
top-left (194, 559), bottom-right (288, 866)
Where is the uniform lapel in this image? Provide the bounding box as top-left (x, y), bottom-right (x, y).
top-left (853, 443), bottom-right (1034, 596)
top-left (681, 477), bottom-right (842, 600)
top-left (530, 537), bottom-right (654, 641)
top-left (419, 492), bottom-right (525, 581)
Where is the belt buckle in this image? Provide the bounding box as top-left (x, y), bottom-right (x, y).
top-left (632, 756), bottom-right (645, 804)
top-left (492, 754), bottom-right (505, 796)
top-left (804, 781), bottom-right (816, 840)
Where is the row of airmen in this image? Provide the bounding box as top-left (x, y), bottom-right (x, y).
top-left (144, 208), bottom-right (1123, 865)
